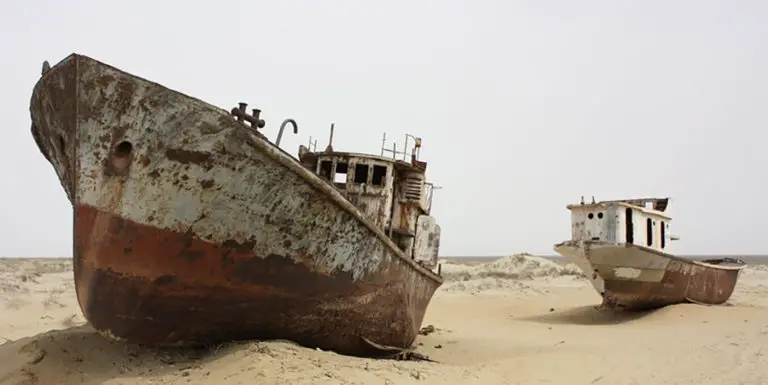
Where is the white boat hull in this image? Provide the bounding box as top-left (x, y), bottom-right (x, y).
top-left (553, 241), bottom-right (745, 310)
top-left (552, 242), bottom-right (605, 295)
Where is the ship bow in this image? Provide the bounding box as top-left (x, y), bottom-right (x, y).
top-left (30, 54), bottom-right (79, 202)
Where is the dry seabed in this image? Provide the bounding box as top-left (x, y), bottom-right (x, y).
top-left (1, 255), bottom-right (767, 385)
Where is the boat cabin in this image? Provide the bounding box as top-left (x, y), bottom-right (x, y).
top-left (566, 197), bottom-right (678, 252)
top-left (297, 129), bottom-right (441, 270)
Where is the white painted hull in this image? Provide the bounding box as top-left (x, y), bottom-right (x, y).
top-left (554, 241), bottom-right (746, 310)
top-left (552, 242), bottom-right (605, 295)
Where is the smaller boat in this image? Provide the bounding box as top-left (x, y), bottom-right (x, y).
top-left (553, 197), bottom-right (746, 310)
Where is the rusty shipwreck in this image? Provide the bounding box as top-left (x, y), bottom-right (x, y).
top-left (553, 197), bottom-right (746, 310)
top-left (29, 53), bottom-right (444, 357)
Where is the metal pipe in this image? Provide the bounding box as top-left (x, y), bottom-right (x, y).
top-left (275, 118), bottom-right (298, 147)
top-left (237, 102), bottom-right (247, 122)
top-left (403, 134), bottom-right (411, 160)
top-left (426, 184), bottom-right (443, 214)
top-left (325, 123), bottom-right (335, 152)
top-left (404, 133), bottom-right (419, 160)
top-left (380, 133), bottom-right (387, 156)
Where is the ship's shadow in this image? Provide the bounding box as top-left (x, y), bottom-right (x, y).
top-left (0, 324), bottom-right (257, 385)
top-left (518, 304), bottom-right (655, 326)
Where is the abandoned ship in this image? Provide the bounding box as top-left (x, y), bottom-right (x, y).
top-left (28, 53), bottom-right (444, 357)
top-left (553, 197), bottom-right (746, 310)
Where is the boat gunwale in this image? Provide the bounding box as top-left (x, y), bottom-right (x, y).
top-left (553, 240), bottom-right (748, 271)
top-left (34, 52), bottom-right (443, 284)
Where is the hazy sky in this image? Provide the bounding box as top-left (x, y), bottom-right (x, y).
top-left (1, 0), bottom-right (766, 257)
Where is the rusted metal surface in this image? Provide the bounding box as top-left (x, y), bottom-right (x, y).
top-left (275, 118), bottom-right (298, 147)
top-left (554, 196), bottom-right (745, 310)
top-left (230, 102), bottom-right (266, 129)
top-left (298, 135), bottom-right (441, 272)
top-left (554, 240), bottom-right (746, 311)
top-left (29, 53), bottom-right (443, 357)
top-left (413, 216), bottom-right (441, 270)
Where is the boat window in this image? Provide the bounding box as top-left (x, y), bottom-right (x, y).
top-left (354, 164), bottom-right (369, 184)
top-left (646, 218), bottom-right (653, 246)
top-left (372, 165), bottom-right (387, 186)
top-left (661, 221), bottom-right (666, 249)
top-left (597, 212), bottom-right (603, 219)
top-left (625, 208), bottom-right (634, 244)
top-left (319, 161), bottom-right (332, 180)
top-left (588, 213), bottom-right (594, 219)
top-left (334, 162), bottom-right (348, 184)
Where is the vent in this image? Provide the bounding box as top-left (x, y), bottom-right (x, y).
top-left (403, 173), bottom-right (424, 201)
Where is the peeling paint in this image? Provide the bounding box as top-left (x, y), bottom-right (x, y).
top-left (298, 141), bottom-right (442, 272)
top-left (554, 197), bottom-right (746, 310)
top-left (613, 267), bottom-right (642, 279)
top-left (28, 53), bottom-right (443, 356)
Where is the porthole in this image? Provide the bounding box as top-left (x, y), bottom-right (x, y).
top-left (114, 141), bottom-right (133, 157)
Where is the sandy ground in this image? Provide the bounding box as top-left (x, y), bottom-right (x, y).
top-left (1, 255), bottom-right (767, 385)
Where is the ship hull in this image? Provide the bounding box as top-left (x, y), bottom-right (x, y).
top-left (554, 241), bottom-right (745, 311)
top-left (30, 54), bottom-right (442, 356)
top-left (551, 242), bottom-right (606, 295)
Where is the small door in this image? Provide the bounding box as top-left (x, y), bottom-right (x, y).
top-left (413, 215), bottom-right (440, 269)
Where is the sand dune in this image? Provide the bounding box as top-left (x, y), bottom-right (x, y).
top-left (1, 255), bottom-right (767, 385)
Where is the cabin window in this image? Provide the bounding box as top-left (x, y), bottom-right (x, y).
top-left (625, 208), bottom-right (634, 244)
top-left (372, 165), bottom-right (387, 186)
top-left (319, 161), bottom-right (332, 180)
top-left (354, 164), bottom-right (369, 184)
top-left (660, 221), bottom-right (666, 249)
top-left (588, 213), bottom-right (594, 219)
top-left (334, 162), bottom-right (348, 184)
top-left (597, 212), bottom-right (603, 219)
top-left (646, 218), bottom-right (653, 246)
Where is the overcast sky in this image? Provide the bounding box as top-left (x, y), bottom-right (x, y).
top-left (1, 0), bottom-right (766, 258)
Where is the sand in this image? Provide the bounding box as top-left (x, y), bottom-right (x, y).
top-left (1, 255), bottom-right (767, 385)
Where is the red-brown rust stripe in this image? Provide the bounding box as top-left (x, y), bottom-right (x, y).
top-left (78, 262), bottom-right (415, 355)
top-left (74, 203), bottom-right (372, 296)
top-left (72, 204), bottom-right (432, 355)
top-left (601, 265), bottom-right (741, 310)
top-left (601, 279), bottom-right (686, 310)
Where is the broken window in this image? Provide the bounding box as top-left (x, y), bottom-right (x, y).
top-left (354, 164), bottom-right (369, 184)
top-left (334, 162), bottom-right (348, 184)
top-left (319, 161), bottom-right (332, 180)
top-left (372, 165), bottom-right (387, 186)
